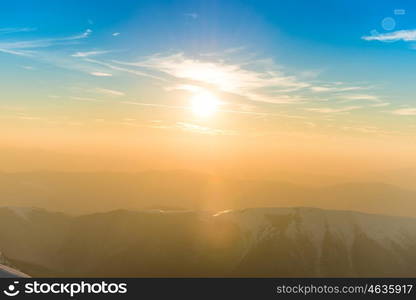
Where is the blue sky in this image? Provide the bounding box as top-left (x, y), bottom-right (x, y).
top-left (1, 0), bottom-right (416, 139)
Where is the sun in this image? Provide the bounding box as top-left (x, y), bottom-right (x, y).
top-left (190, 91), bottom-right (220, 117)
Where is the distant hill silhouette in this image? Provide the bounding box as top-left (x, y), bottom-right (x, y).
top-left (0, 171), bottom-right (415, 217)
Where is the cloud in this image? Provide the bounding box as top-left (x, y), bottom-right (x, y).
top-left (184, 13), bottom-right (199, 19)
top-left (0, 29), bottom-right (116, 79)
top-left (340, 94), bottom-right (380, 102)
top-left (90, 72), bottom-right (113, 77)
top-left (70, 29), bottom-right (92, 39)
top-left (176, 122), bottom-right (236, 135)
top-left (305, 106), bottom-right (362, 113)
top-left (17, 116), bottom-right (43, 121)
top-left (309, 86), bottom-right (332, 92)
top-left (122, 101), bottom-right (184, 110)
top-left (0, 48), bottom-right (34, 56)
top-left (122, 97), bottom-right (304, 120)
top-left (345, 94), bottom-right (379, 101)
top-left (21, 65), bottom-right (35, 70)
top-left (0, 27), bottom-right (36, 34)
top-left (70, 96), bottom-right (100, 102)
top-left (341, 125), bottom-right (394, 135)
top-left (112, 32), bottom-right (121, 37)
top-left (86, 52), bottom-right (372, 108)
top-left (0, 29), bottom-right (92, 55)
top-left (0, 105), bottom-right (26, 111)
top-left (116, 53), bottom-right (310, 104)
top-left (362, 29), bottom-right (416, 42)
top-left (72, 50), bottom-right (109, 58)
top-left (391, 108), bottom-right (416, 115)
top-left (94, 88), bottom-right (125, 96)
top-left (310, 85), bottom-right (368, 93)
top-left (371, 102), bottom-right (390, 107)
top-left (85, 58), bottom-right (167, 81)
top-left (167, 84), bottom-right (205, 93)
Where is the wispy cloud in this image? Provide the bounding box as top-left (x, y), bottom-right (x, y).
top-left (391, 108), bottom-right (416, 115)
top-left (115, 53), bottom-right (310, 104)
top-left (122, 98), bottom-right (305, 120)
top-left (362, 29), bottom-right (416, 42)
top-left (122, 101), bottom-right (183, 110)
top-left (17, 116), bottom-right (43, 121)
top-left (21, 65), bottom-right (35, 70)
top-left (371, 102), bottom-right (390, 107)
top-left (167, 84), bottom-right (205, 93)
top-left (184, 13), bottom-right (199, 19)
top-left (66, 29), bottom-right (92, 40)
top-left (84, 58), bottom-right (166, 81)
top-left (309, 86), bottom-right (332, 92)
top-left (176, 122), bottom-right (236, 135)
top-left (70, 96), bottom-right (100, 102)
top-left (72, 50), bottom-right (109, 58)
top-left (0, 27), bottom-right (36, 35)
top-left (341, 125), bottom-right (395, 135)
top-left (0, 48), bottom-right (34, 56)
top-left (0, 29), bottom-right (92, 55)
top-left (119, 119), bottom-right (236, 135)
top-left (0, 29), bottom-right (121, 79)
top-left (309, 85), bottom-right (366, 93)
top-left (112, 32), bottom-right (121, 37)
top-left (94, 88), bottom-right (125, 96)
top-left (305, 106), bottom-right (362, 113)
top-left (90, 72), bottom-right (112, 77)
top-left (339, 94), bottom-right (380, 103)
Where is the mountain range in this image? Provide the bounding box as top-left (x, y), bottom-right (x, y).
top-left (0, 171), bottom-right (415, 217)
top-left (2, 206), bottom-right (416, 277)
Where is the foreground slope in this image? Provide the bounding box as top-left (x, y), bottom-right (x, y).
top-left (0, 264), bottom-right (29, 278)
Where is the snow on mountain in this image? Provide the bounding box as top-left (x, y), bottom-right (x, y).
top-left (5, 206), bottom-right (37, 221)
top-left (213, 207), bottom-right (416, 274)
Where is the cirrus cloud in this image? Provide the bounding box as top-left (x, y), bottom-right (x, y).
top-left (392, 108), bottom-right (416, 115)
top-left (305, 106), bottom-right (362, 113)
top-left (362, 29), bottom-right (416, 42)
top-left (90, 72), bottom-right (112, 77)
top-left (94, 88), bottom-right (125, 96)
top-left (115, 53), bottom-right (311, 104)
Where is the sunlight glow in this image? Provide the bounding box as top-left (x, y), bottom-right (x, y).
top-left (190, 91), bottom-right (220, 117)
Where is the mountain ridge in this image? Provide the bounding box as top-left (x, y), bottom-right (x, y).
top-left (2, 206), bottom-right (416, 277)
top-left (0, 171), bottom-right (415, 217)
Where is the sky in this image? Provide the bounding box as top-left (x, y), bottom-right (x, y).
top-left (1, 0), bottom-right (416, 175)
